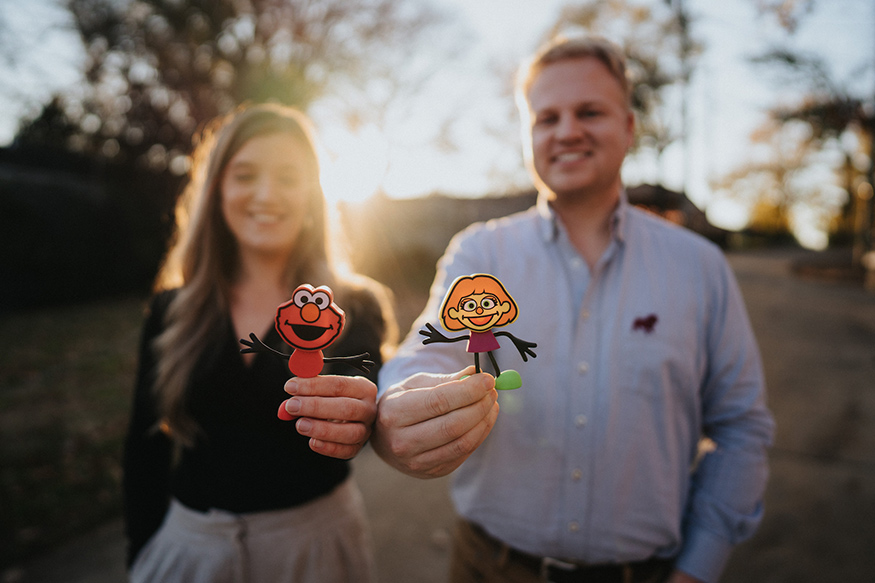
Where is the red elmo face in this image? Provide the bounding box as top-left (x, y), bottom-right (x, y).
top-left (275, 284), bottom-right (345, 351)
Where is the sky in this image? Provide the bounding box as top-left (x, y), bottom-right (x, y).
top-left (1, 0), bottom-right (873, 241)
top-left (314, 0), bottom-right (874, 242)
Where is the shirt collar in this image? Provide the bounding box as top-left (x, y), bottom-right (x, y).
top-left (536, 190), bottom-right (630, 245)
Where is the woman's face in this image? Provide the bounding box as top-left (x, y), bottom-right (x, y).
top-left (220, 132), bottom-right (317, 263)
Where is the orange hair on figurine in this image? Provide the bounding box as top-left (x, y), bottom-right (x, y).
top-left (440, 274), bottom-right (518, 332)
top-left (421, 273), bottom-right (536, 390)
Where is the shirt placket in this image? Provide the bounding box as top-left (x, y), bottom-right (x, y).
top-left (552, 240), bottom-right (596, 557)
top-left (556, 232), bottom-right (620, 560)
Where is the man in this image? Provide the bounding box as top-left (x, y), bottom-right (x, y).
top-left (371, 36), bottom-right (774, 583)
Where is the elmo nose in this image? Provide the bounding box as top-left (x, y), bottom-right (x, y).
top-left (476, 307), bottom-right (483, 314)
top-left (301, 302), bottom-right (321, 322)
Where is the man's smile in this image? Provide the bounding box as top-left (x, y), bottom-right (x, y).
top-left (552, 149), bottom-right (594, 164)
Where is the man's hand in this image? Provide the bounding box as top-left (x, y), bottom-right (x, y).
top-left (280, 375), bottom-right (378, 460)
top-left (369, 367), bottom-right (499, 479)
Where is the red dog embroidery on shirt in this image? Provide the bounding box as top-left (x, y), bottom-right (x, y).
top-left (632, 314), bottom-right (658, 333)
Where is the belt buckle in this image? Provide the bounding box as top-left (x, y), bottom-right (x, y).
top-left (540, 556), bottom-right (578, 583)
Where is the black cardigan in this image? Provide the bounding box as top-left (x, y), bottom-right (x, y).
top-left (122, 287), bottom-right (386, 567)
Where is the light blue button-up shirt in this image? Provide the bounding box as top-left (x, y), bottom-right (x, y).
top-left (379, 195), bottom-right (774, 583)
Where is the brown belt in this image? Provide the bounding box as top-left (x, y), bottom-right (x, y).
top-left (466, 520), bottom-right (675, 583)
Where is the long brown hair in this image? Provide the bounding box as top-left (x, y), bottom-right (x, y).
top-left (151, 104), bottom-right (336, 445)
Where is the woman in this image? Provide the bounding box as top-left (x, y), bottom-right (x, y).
top-left (123, 104), bottom-right (394, 583)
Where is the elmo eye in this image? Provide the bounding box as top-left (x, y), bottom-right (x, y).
top-left (293, 289), bottom-right (313, 307)
top-left (461, 299), bottom-right (477, 312)
top-left (312, 291), bottom-right (330, 308)
top-left (481, 297), bottom-right (496, 310)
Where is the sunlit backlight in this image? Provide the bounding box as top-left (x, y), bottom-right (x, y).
top-left (791, 205), bottom-right (829, 251)
top-left (319, 124), bottom-right (389, 206)
top-left (706, 196), bottom-right (750, 231)
top-left (380, 136), bottom-right (509, 199)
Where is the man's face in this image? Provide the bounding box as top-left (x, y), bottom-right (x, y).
top-left (526, 58), bottom-right (634, 203)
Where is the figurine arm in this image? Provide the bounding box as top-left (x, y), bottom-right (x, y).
top-left (419, 322), bottom-right (467, 345)
top-left (324, 353), bottom-right (375, 375)
top-left (494, 331), bottom-right (538, 362)
top-left (239, 333), bottom-right (288, 359)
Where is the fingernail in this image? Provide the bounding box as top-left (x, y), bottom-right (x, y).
top-left (286, 398), bottom-right (301, 413)
top-left (296, 418), bottom-right (312, 433)
top-left (285, 379), bottom-right (298, 395)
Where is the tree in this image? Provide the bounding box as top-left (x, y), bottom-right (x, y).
top-left (547, 0), bottom-right (702, 187)
top-left (741, 0), bottom-right (875, 262)
top-left (770, 93), bottom-right (872, 246)
top-left (713, 116), bottom-right (850, 248)
top-left (754, 0), bottom-right (816, 33)
top-left (718, 14), bottom-right (874, 253)
top-left (5, 0), bottom-right (451, 307)
top-left (25, 0), bottom-right (446, 171)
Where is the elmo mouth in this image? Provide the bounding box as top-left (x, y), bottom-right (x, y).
top-left (468, 316), bottom-right (493, 326)
top-left (288, 322), bottom-right (330, 341)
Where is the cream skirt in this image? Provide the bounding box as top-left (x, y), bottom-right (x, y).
top-left (130, 479), bottom-right (375, 583)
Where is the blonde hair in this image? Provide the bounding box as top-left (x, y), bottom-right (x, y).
top-left (515, 35), bottom-right (631, 112)
top-left (151, 103), bottom-right (336, 445)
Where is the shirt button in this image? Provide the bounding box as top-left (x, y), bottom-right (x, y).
top-left (581, 309), bottom-right (590, 320)
top-left (571, 469), bottom-right (582, 481)
top-left (568, 521), bottom-right (580, 532)
top-left (575, 415), bottom-right (588, 427)
top-left (577, 362), bottom-right (589, 374)
top-left (570, 257), bottom-right (584, 269)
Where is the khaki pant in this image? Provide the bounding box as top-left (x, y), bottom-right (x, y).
top-left (449, 519), bottom-right (543, 583)
top-left (449, 519), bottom-right (674, 583)
top-left (130, 479), bottom-right (375, 583)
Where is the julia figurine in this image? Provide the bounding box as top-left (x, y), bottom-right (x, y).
top-left (419, 273), bottom-right (536, 390)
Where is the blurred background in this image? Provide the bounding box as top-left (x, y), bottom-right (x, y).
top-left (1, 0), bottom-right (873, 581)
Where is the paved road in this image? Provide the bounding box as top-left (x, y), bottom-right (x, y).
top-left (8, 248), bottom-right (875, 583)
top-left (720, 250), bottom-right (875, 583)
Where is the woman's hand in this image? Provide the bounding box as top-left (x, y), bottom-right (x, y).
top-left (281, 375), bottom-right (378, 459)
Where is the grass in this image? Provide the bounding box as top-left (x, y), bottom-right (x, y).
top-left (0, 295), bottom-right (148, 569)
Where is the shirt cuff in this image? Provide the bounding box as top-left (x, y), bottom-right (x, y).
top-left (674, 525), bottom-right (732, 583)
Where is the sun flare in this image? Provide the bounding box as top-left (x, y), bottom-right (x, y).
top-left (318, 124), bottom-right (389, 206)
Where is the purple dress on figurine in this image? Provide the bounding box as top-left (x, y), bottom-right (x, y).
top-left (467, 330), bottom-right (501, 353)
